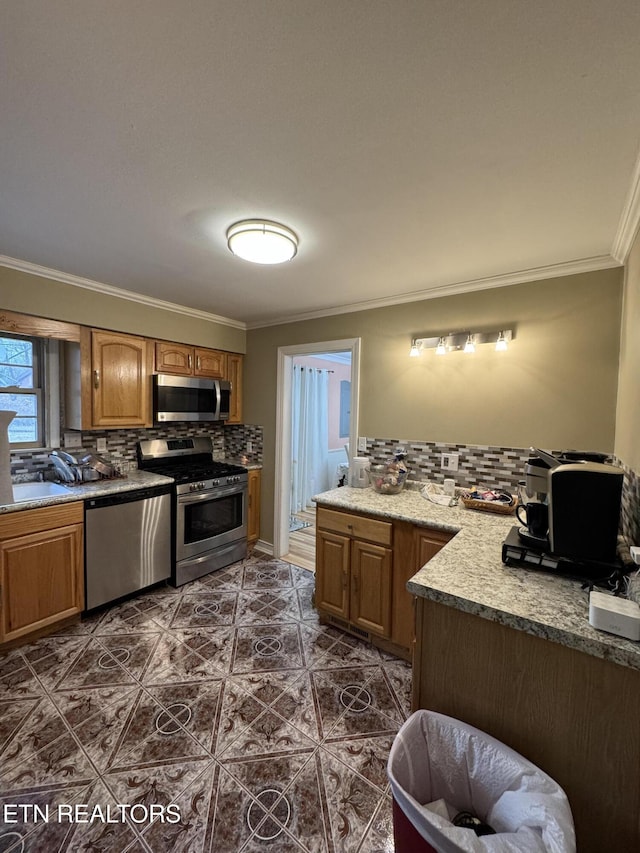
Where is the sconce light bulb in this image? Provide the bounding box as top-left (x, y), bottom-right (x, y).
top-left (464, 334), bottom-right (475, 354)
top-left (435, 337), bottom-right (447, 356)
top-left (495, 331), bottom-right (508, 352)
top-left (409, 343), bottom-right (421, 357)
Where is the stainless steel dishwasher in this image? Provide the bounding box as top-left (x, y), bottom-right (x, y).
top-left (85, 483), bottom-right (173, 609)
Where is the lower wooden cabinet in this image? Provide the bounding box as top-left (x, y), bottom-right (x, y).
top-left (315, 507), bottom-right (392, 639)
top-left (247, 469), bottom-right (261, 552)
top-left (0, 503), bottom-right (84, 645)
top-left (315, 504), bottom-right (452, 657)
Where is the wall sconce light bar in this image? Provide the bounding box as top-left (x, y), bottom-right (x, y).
top-left (409, 329), bottom-right (513, 356)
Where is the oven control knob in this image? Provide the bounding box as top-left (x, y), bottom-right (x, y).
top-left (212, 479), bottom-right (219, 486)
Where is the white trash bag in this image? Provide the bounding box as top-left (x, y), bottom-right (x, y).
top-left (387, 710), bottom-right (576, 853)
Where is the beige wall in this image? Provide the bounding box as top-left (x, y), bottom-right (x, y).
top-left (615, 231), bottom-right (640, 470)
top-left (245, 268), bottom-right (623, 543)
top-left (0, 266), bottom-right (246, 352)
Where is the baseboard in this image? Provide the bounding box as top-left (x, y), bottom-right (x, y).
top-left (254, 539), bottom-right (273, 556)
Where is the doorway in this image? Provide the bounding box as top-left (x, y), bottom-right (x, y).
top-left (274, 338), bottom-right (360, 566)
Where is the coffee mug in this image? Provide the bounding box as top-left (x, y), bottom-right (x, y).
top-left (516, 500), bottom-right (548, 538)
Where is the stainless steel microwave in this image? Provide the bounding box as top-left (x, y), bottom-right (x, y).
top-left (153, 374), bottom-right (230, 423)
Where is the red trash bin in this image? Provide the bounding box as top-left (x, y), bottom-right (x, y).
top-left (387, 710), bottom-right (575, 853)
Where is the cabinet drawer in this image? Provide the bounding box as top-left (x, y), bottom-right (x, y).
top-left (317, 507), bottom-right (392, 546)
top-left (0, 502), bottom-right (83, 539)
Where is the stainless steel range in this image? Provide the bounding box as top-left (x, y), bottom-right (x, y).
top-left (137, 437), bottom-right (248, 586)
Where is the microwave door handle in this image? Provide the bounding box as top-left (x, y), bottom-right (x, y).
top-left (213, 380), bottom-right (221, 420)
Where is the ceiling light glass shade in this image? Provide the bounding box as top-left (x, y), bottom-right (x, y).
top-left (464, 334), bottom-right (475, 354)
top-left (226, 219), bottom-right (298, 264)
top-left (409, 342), bottom-right (421, 357)
top-left (495, 331), bottom-right (508, 352)
top-left (435, 337), bottom-right (447, 355)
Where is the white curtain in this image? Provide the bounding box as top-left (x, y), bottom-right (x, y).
top-left (291, 366), bottom-right (330, 513)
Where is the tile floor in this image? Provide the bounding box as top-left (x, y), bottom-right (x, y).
top-left (0, 555), bottom-right (412, 852)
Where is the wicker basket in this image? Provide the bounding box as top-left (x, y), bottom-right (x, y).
top-left (460, 495), bottom-right (518, 515)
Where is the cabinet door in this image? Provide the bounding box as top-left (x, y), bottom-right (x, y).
top-left (350, 540), bottom-right (392, 637)
top-left (0, 523), bottom-right (84, 643)
top-left (415, 527), bottom-right (453, 567)
top-left (155, 341), bottom-right (194, 375)
top-left (390, 525), bottom-right (454, 652)
top-left (247, 469), bottom-right (261, 549)
top-left (391, 521), bottom-right (417, 651)
top-left (226, 353), bottom-right (244, 424)
top-left (315, 530), bottom-right (350, 619)
top-left (194, 348), bottom-right (226, 378)
top-left (91, 330), bottom-right (152, 427)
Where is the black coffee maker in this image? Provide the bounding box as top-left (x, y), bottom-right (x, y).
top-left (517, 448), bottom-right (623, 565)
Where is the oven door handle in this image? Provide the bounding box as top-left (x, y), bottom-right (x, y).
top-left (179, 484), bottom-right (246, 505)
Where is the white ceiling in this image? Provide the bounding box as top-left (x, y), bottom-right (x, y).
top-left (2, 1), bottom-right (640, 328)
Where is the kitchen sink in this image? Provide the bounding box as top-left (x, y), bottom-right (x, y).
top-left (11, 482), bottom-right (74, 502)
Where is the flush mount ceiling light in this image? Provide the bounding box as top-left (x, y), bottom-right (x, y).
top-left (226, 219), bottom-right (298, 265)
top-left (409, 329), bottom-right (513, 356)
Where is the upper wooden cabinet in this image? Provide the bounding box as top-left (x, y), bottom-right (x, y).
top-left (155, 341), bottom-right (227, 379)
top-left (65, 328), bottom-right (153, 430)
top-left (226, 353), bottom-right (244, 424)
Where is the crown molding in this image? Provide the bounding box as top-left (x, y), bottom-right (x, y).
top-left (1, 251), bottom-right (622, 333)
top-left (247, 254), bottom-right (621, 329)
top-left (612, 146), bottom-right (640, 263)
top-left (0, 255), bottom-right (246, 331)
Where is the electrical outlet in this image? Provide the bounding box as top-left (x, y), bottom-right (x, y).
top-left (246, 440), bottom-right (253, 453)
top-left (441, 452), bottom-right (459, 471)
top-left (63, 431), bottom-right (82, 449)
top-left (357, 436), bottom-right (367, 452)
top-left (96, 438), bottom-right (107, 453)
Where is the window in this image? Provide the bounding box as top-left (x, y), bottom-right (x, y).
top-left (0, 334), bottom-right (45, 448)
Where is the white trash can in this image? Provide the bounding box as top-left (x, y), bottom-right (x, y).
top-left (387, 710), bottom-right (576, 853)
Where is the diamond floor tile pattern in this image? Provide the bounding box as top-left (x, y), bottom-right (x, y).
top-left (0, 555), bottom-right (412, 852)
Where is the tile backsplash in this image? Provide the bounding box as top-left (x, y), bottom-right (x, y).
top-left (362, 437), bottom-right (640, 546)
top-left (363, 437), bottom-right (530, 491)
top-left (619, 460), bottom-right (640, 546)
top-left (10, 423), bottom-right (263, 478)
top-left (11, 428), bottom-right (639, 547)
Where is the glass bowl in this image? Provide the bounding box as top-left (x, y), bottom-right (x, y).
top-left (368, 464), bottom-right (408, 494)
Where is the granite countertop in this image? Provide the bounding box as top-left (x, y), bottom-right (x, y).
top-left (1, 470), bottom-right (175, 514)
top-left (313, 485), bottom-right (640, 671)
top-left (2, 456), bottom-right (261, 515)
top-left (220, 457), bottom-right (263, 471)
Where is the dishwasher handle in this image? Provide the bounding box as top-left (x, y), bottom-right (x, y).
top-left (85, 483), bottom-right (173, 510)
